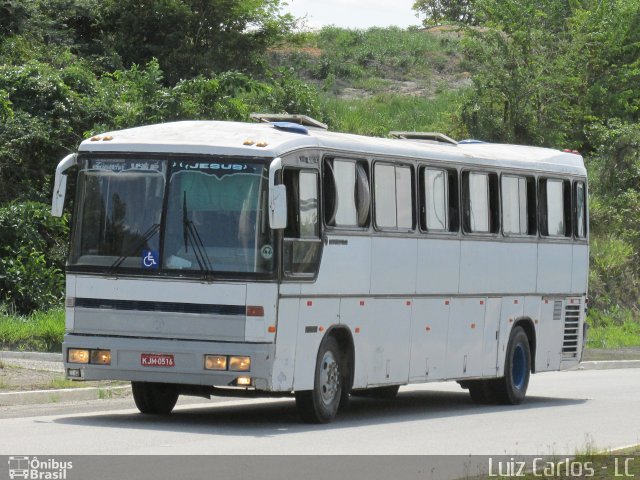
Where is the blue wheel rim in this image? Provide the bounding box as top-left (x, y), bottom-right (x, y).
top-left (511, 344), bottom-right (526, 390)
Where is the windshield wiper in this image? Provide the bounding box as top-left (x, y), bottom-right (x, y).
top-left (182, 191), bottom-right (214, 275)
top-left (108, 223), bottom-right (161, 272)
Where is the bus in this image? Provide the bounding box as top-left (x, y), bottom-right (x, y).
top-left (51, 114), bottom-right (588, 423)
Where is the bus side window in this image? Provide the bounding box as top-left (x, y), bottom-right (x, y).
top-left (283, 169), bottom-right (322, 277)
top-left (574, 181), bottom-right (587, 239)
top-left (501, 174), bottom-right (536, 236)
top-left (374, 163), bottom-right (414, 231)
top-left (462, 171), bottom-right (499, 234)
top-left (419, 167), bottom-right (458, 233)
top-left (324, 159), bottom-right (370, 228)
top-left (539, 178), bottom-right (572, 238)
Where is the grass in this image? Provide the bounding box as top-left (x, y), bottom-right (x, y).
top-left (323, 89), bottom-right (465, 138)
top-left (587, 318), bottom-right (640, 349)
top-left (587, 307), bottom-right (640, 349)
top-left (0, 308), bottom-right (64, 352)
top-left (47, 377), bottom-right (80, 389)
top-left (275, 26), bottom-right (465, 88)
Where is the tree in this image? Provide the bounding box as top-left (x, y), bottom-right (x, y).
top-left (459, 0), bottom-right (582, 146)
top-left (412, 0), bottom-right (477, 26)
top-left (101, 0), bottom-right (295, 83)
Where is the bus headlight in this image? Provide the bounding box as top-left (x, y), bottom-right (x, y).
top-left (68, 349), bottom-right (90, 364)
top-left (204, 355), bottom-right (227, 370)
top-left (229, 356), bottom-right (251, 372)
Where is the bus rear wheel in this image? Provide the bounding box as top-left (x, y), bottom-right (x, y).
top-left (132, 382), bottom-right (179, 414)
top-left (295, 336), bottom-right (344, 423)
top-left (492, 326), bottom-right (531, 404)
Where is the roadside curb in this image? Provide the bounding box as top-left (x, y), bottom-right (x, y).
top-left (0, 351), bottom-right (62, 362)
top-left (0, 385), bottom-right (131, 407)
top-left (578, 360), bottom-right (640, 370)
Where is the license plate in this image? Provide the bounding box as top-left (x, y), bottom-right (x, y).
top-left (141, 353), bottom-right (175, 368)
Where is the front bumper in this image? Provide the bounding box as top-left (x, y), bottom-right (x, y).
top-left (63, 334), bottom-right (275, 391)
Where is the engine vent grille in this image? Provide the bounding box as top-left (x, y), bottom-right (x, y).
top-left (553, 300), bottom-right (563, 321)
top-left (562, 303), bottom-right (581, 359)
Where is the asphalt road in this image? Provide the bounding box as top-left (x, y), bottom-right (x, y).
top-left (0, 368), bottom-right (638, 456)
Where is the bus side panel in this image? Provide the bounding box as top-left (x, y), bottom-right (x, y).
top-left (571, 244), bottom-right (589, 294)
top-left (482, 297), bottom-right (502, 377)
top-left (537, 244), bottom-right (573, 293)
top-left (535, 298), bottom-right (564, 372)
top-left (363, 298), bottom-right (412, 386)
top-left (272, 298), bottom-right (299, 391)
top-left (496, 296), bottom-right (525, 377)
top-left (246, 283), bottom-right (278, 342)
top-left (292, 298), bottom-right (340, 391)
top-left (459, 241), bottom-right (537, 294)
top-left (339, 298), bottom-right (369, 389)
top-left (416, 239), bottom-right (460, 294)
top-left (300, 236), bottom-right (371, 296)
top-left (370, 238), bottom-right (417, 295)
top-left (409, 298), bottom-right (450, 381)
top-left (446, 298), bottom-right (486, 378)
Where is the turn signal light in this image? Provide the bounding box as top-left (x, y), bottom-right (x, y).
top-left (90, 350), bottom-right (111, 365)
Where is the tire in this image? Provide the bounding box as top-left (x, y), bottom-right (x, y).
top-left (295, 336), bottom-right (344, 423)
top-left (491, 326), bottom-right (531, 405)
top-left (132, 382), bottom-right (179, 415)
top-left (351, 385), bottom-right (400, 399)
top-left (467, 380), bottom-right (494, 404)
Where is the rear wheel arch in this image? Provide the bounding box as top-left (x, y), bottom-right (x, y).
top-left (512, 317), bottom-right (536, 373)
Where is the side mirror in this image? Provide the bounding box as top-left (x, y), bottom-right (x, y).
top-left (269, 184), bottom-right (287, 229)
top-left (51, 153), bottom-right (77, 217)
top-left (268, 157), bottom-right (287, 230)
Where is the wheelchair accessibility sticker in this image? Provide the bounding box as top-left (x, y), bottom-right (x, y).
top-left (142, 250), bottom-right (159, 269)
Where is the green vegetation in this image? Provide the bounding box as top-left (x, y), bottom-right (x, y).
top-left (47, 377), bottom-right (82, 389)
top-left (0, 309), bottom-right (64, 351)
top-left (586, 313), bottom-right (640, 349)
top-left (0, 0), bottom-right (639, 350)
top-left (323, 90), bottom-right (464, 137)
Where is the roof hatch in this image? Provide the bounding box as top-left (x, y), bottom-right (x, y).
top-left (250, 113), bottom-right (328, 130)
top-left (390, 131), bottom-right (458, 145)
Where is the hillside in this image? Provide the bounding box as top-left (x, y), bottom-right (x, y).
top-left (268, 26), bottom-right (472, 136)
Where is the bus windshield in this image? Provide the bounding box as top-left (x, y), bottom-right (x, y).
top-left (69, 156), bottom-right (275, 277)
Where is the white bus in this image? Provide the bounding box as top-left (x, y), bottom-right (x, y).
top-left (51, 115), bottom-right (588, 423)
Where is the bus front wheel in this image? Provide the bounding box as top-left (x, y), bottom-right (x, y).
top-left (295, 336), bottom-right (344, 423)
top-left (132, 382), bottom-right (179, 415)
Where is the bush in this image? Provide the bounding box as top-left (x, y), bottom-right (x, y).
top-left (0, 202), bottom-right (68, 314)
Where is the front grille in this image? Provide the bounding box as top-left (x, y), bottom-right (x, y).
top-left (562, 303), bottom-right (581, 359)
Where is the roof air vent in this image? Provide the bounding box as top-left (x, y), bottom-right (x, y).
top-left (390, 131), bottom-right (458, 145)
top-left (272, 122), bottom-right (309, 135)
top-left (250, 113), bottom-right (328, 130)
